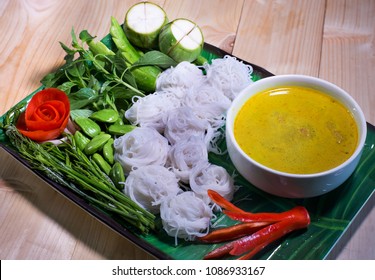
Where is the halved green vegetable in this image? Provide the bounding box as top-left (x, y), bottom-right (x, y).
top-left (158, 18), bottom-right (204, 63)
top-left (109, 162), bottom-right (126, 191)
top-left (75, 117), bottom-right (101, 138)
top-left (124, 1), bottom-right (168, 49)
top-left (74, 131), bottom-right (90, 151)
top-left (90, 109), bottom-right (119, 123)
top-left (92, 153), bottom-right (111, 175)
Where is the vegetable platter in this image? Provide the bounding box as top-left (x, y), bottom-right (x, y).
top-left (1, 5), bottom-right (375, 260)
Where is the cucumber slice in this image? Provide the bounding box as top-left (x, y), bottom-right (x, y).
top-left (124, 2), bottom-right (168, 49)
top-left (158, 18), bottom-right (204, 63)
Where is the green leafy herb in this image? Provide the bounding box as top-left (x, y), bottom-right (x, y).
top-left (41, 28), bottom-right (146, 113)
top-left (132, 50), bottom-right (178, 69)
top-left (5, 125), bottom-right (155, 234)
top-left (68, 88), bottom-right (98, 110)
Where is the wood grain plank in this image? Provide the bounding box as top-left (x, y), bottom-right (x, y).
top-left (0, 150), bottom-right (77, 259)
top-left (0, 0), bottom-right (142, 116)
top-left (320, 0), bottom-right (375, 260)
top-left (320, 0), bottom-right (375, 125)
top-left (162, 0), bottom-right (244, 53)
top-left (71, 221), bottom-right (155, 260)
top-left (233, 0), bottom-right (326, 75)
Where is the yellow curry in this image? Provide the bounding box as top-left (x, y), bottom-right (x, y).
top-left (234, 86), bottom-right (358, 174)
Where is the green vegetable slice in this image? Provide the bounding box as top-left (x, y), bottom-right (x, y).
top-left (124, 1), bottom-right (168, 49)
top-left (159, 18), bottom-right (204, 63)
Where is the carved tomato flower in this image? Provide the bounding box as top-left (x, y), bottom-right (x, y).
top-left (16, 88), bottom-right (70, 142)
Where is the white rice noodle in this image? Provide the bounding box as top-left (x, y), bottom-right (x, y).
top-left (189, 161), bottom-right (235, 206)
top-left (124, 165), bottom-right (181, 214)
top-left (160, 191), bottom-right (212, 245)
top-left (167, 136), bottom-right (209, 184)
top-left (163, 107), bottom-right (214, 147)
top-left (156, 61), bottom-right (205, 92)
top-left (156, 86), bottom-right (188, 100)
top-left (125, 91), bottom-right (183, 133)
top-left (204, 55), bottom-right (253, 101)
top-left (114, 127), bottom-right (169, 174)
top-left (184, 81), bottom-right (231, 125)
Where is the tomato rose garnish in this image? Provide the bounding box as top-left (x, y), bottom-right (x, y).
top-left (16, 88), bottom-right (70, 142)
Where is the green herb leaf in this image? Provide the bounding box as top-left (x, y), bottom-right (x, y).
top-left (71, 28), bottom-right (80, 49)
top-left (66, 62), bottom-right (86, 78)
top-left (132, 50), bottom-right (177, 69)
top-left (88, 75), bottom-right (101, 92)
top-left (112, 51), bottom-right (129, 73)
top-left (79, 30), bottom-right (96, 44)
top-left (68, 88), bottom-right (98, 110)
top-left (60, 42), bottom-right (76, 56)
top-left (121, 71), bottom-right (138, 88)
top-left (112, 85), bottom-right (143, 100)
top-left (57, 81), bottom-right (76, 94)
top-left (114, 98), bottom-right (130, 112)
top-left (41, 72), bottom-right (64, 88)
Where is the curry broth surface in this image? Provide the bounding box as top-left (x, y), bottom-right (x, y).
top-left (234, 86), bottom-right (358, 174)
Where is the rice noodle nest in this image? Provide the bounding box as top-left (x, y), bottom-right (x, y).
top-left (114, 127), bottom-right (170, 174)
top-left (160, 191), bottom-right (213, 245)
top-left (167, 135), bottom-right (209, 184)
top-left (124, 165), bottom-right (181, 214)
top-left (189, 161), bottom-right (235, 206)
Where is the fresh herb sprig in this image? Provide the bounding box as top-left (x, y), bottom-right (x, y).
top-left (5, 125), bottom-right (155, 234)
top-left (41, 28), bottom-right (177, 115)
top-left (41, 29), bottom-right (139, 113)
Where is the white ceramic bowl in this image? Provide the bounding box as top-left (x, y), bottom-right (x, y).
top-left (226, 75), bottom-right (367, 198)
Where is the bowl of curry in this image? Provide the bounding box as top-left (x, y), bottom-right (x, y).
top-left (226, 75), bottom-right (367, 198)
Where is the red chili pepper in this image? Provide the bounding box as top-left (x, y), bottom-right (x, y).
top-left (202, 190), bottom-right (311, 260)
top-left (202, 223), bottom-right (271, 260)
top-left (16, 88), bottom-right (70, 142)
top-left (203, 207), bottom-right (309, 259)
top-left (223, 206), bottom-right (307, 223)
top-left (230, 207), bottom-right (310, 256)
top-left (203, 241), bottom-right (234, 260)
top-left (207, 189), bottom-right (247, 213)
top-left (199, 221), bottom-right (271, 243)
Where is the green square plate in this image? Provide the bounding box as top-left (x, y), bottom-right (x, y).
top-left (1, 36), bottom-right (374, 260)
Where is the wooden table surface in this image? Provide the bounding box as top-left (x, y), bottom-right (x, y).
top-left (0, 0), bottom-right (374, 260)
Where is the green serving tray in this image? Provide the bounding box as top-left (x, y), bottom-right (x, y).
top-left (1, 37), bottom-right (374, 260)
